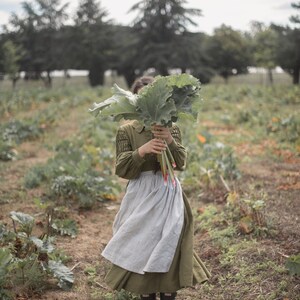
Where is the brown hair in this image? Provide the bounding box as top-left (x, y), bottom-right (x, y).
top-left (131, 76), bottom-right (154, 94)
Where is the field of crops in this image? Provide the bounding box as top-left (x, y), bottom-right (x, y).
top-left (0, 77), bottom-right (299, 300)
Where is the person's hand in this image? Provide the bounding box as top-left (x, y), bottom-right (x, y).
top-left (151, 125), bottom-right (173, 145)
top-left (138, 138), bottom-right (167, 158)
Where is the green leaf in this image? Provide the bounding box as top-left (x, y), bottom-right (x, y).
top-left (112, 84), bottom-right (138, 105)
top-left (89, 74), bottom-right (202, 127)
top-left (166, 74), bottom-right (201, 117)
top-left (89, 84), bottom-right (138, 119)
top-left (52, 219), bottom-right (78, 238)
top-left (137, 77), bottom-right (176, 127)
top-left (177, 111), bottom-right (196, 122)
top-left (89, 94), bottom-right (118, 114)
top-left (166, 73), bottom-right (200, 88)
top-left (0, 223), bottom-right (7, 239)
top-left (100, 96), bottom-right (139, 121)
top-left (10, 211), bottom-right (34, 225)
top-left (0, 248), bottom-right (12, 282)
top-left (30, 237), bottom-right (55, 253)
top-left (48, 260), bottom-right (74, 290)
top-left (286, 254), bottom-right (300, 276)
top-left (10, 211), bottom-right (34, 235)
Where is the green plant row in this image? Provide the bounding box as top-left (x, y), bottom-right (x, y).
top-left (24, 139), bottom-right (121, 208)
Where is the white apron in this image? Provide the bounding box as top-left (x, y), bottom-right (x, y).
top-left (101, 171), bottom-right (184, 274)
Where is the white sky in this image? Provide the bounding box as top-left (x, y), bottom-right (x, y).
top-left (0, 0), bottom-right (295, 34)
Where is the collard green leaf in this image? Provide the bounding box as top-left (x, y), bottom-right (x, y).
top-left (0, 248), bottom-right (12, 282)
top-left (166, 73), bottom-right (201, 88)
top-left (0, 223), bottom-right (7, 239)
top-left (10, 211), bottom-right (34, 235)
top-left (48, 260), bottom-right (74, 290)
top-left (90, 74), bottom-right (202, 126)
top-left (10, 211), bottom-right (34, 225)
top-left (286, 254), bottom-right (300, 276)
top-left (89, 84), bottom-right (138, 118)
top-left (168, 75), bottom-right (201, 118)
top-left (112, 84), bottom-right (138, 105)
top-left (100, 96), bottom-right (139, 121)
top-left (171, 86), bottom-right (196, 114)
top-left (30, 237), bottom-right (55, 253)
top-left (52, 219), bottom-right (78, 238)
top-left (136, 77), bottom-right (176, 127)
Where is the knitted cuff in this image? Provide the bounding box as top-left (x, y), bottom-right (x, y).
top-left (132, 149), bottom-right (146, 165)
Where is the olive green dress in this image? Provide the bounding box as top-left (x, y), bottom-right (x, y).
top-left (104, 121), bottom-right (211, 294)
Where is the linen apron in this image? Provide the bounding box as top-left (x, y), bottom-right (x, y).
top-left (102, 172), bottom-right (211, 294)
top-left (102, 171), bottom-right (184, 274)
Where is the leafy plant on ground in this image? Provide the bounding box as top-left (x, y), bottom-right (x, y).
top-left (0, 248), bottom-right (12, 300)
top-left (51, 174), bottom-right (119, 208)
top-left (0, 211), bottom-right (74, 299)
top-left (34, 198), bottom-right (78, 238)
top-left (181, 137), bottom-right (240, 191)
top-left (285, 254), bottom-right (300, 276)
top-left (195, 188), bottom-right (271, 245)
top-left (1, 120), bottom-right (43, 144)
top-left (51, 218), bottom-right (78, 238)
top-left (0, 85), bottom-right (106, 117)
top-left (0, 140), bottom-right (17, 161)
top-left (24, 140), bottom-right (121, 208)
top-left (225, 190), bottom-right (270, 236)
top-left (235, 107), bottom-right (272, 129)
top-left (267, 114), bottom-right (300, 145)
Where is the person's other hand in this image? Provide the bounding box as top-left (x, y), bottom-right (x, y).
top-left (151, 125), bottom-right (173, 144)
top-left (138, 138), bottom-right (167, 157)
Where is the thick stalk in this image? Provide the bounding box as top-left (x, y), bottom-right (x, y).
top-left (161, 149), bottom-right (168, 184)
top-left (165, 142), bottom-right (176, 168)
top-left (164, 150), bottom-right (176, 187)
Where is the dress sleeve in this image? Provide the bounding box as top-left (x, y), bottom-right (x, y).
top-left (167, 125), bottom-right (187, 171)
top-left (115, 127), bottom-right (146, 179)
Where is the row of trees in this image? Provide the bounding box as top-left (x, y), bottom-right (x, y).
top-left (0, 0), bottom-right (299, 88)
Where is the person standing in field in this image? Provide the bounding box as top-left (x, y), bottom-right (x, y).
top-left (101, 76), bottom-right (211, 300)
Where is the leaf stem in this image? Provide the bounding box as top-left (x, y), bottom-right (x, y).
top-left (165, 141), bottom-right (176, 168)
top-left (164, 150), bottom-right (176, 187)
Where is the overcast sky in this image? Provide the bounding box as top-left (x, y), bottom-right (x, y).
top-left (0, 0), bottom-right (295, 34)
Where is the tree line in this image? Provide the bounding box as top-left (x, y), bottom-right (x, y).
top-left (0, 0), bottom-right (299, 88)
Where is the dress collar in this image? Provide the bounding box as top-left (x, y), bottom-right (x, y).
top-left (132, 120), bottom-right (145, 133)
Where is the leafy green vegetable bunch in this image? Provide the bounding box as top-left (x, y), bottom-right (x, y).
top-left (89, 74), bottom-right (202, 185)
top-left (89, 73), bottom-right (201, 127)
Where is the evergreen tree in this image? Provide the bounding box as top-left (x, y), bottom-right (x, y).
top-left (273, 2), bottom-right (300, 84)
top-left (73, 0), bottom-right (114, 86)
top-left (8, 0), bottom-right (69, 87)
top-left (290, 1), bottom-right (300, 24)
top-left (129, 0), bottom-right (201, 75)
top-left (110, 25), bottom-right (139, 88)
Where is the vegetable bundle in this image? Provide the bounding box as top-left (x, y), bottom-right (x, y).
top-left (89, 74), bottom-right (201, 185)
